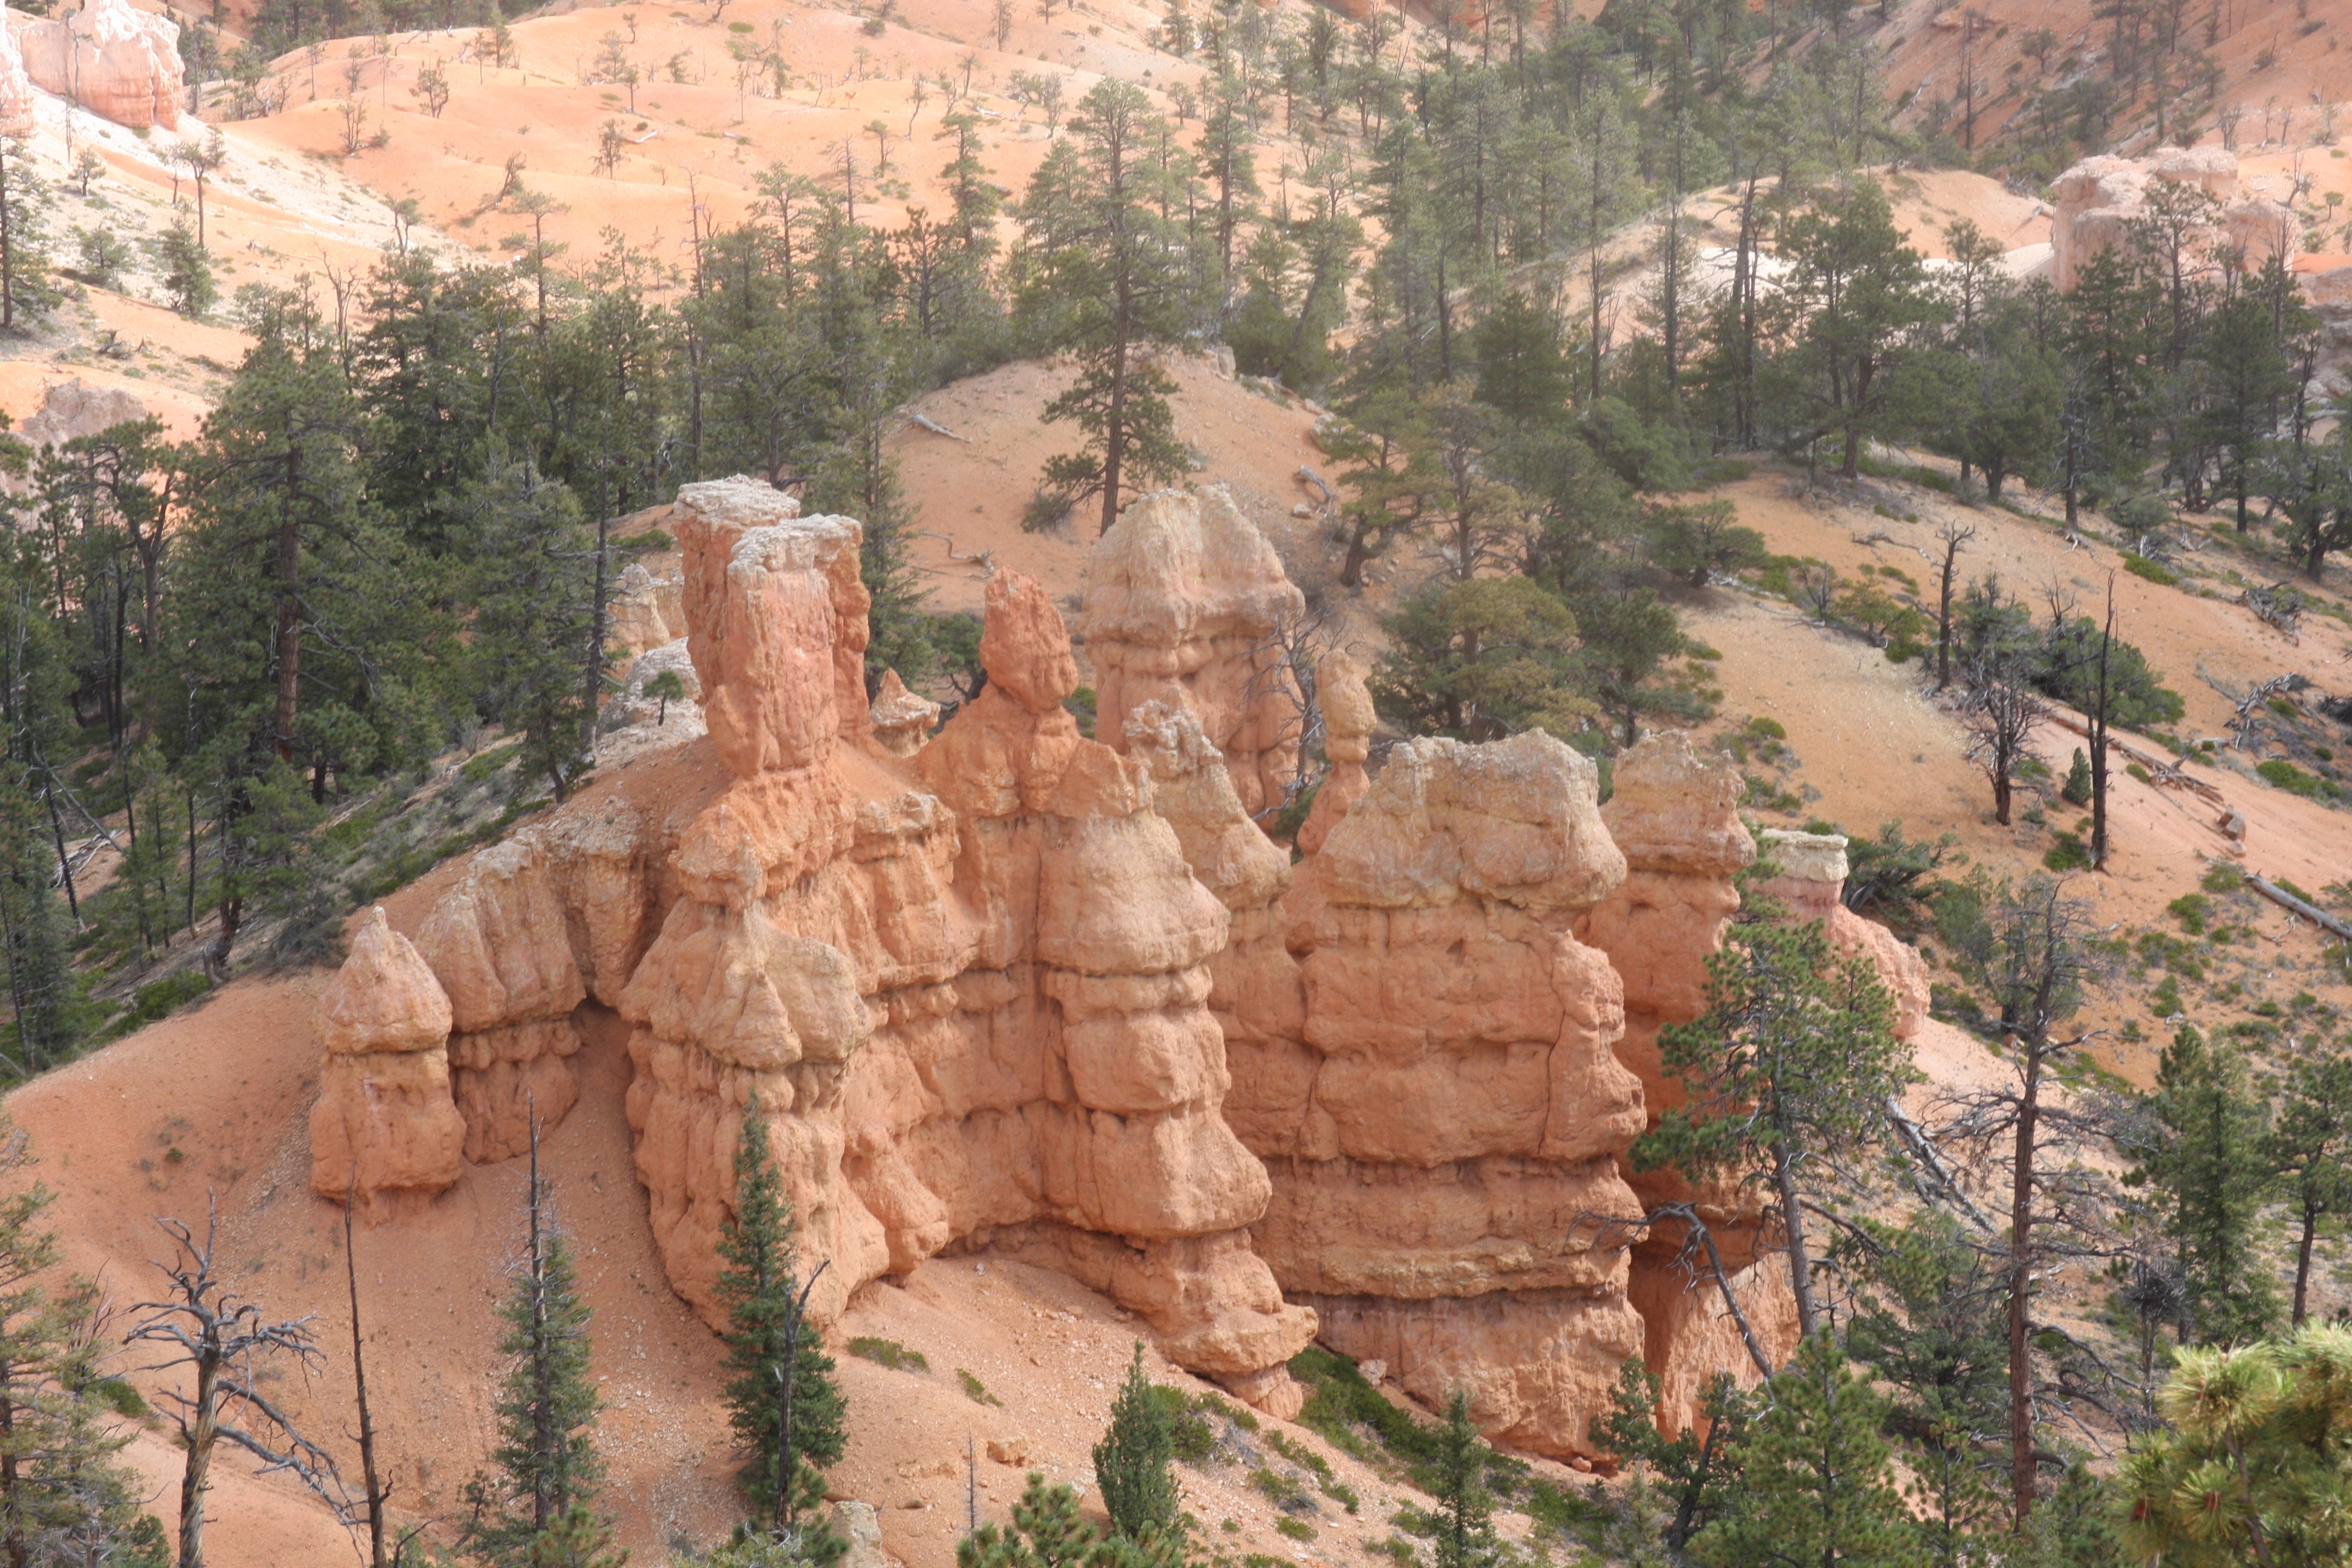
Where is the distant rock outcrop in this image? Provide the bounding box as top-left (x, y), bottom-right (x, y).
top-left (0, 8), bottom-right (34, 137)
top-left (2051, 146), bottom-right (2296, 291)
top-left (18, 0), bottom-right (182, 131)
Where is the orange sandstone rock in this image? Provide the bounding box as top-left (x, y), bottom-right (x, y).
top-left (309, 907), bottom-right (465, 1210)
top-left (0, 9), bottom-right (33, 137)
top-left (18, 0), bottom-right (181, 130)
top-left (1252, 731), bottom-right (1648, 1457)
top-left (1295, 647), bottom-right (1373, 857)
top-left (1086, 486), bottom-right (1307, 815)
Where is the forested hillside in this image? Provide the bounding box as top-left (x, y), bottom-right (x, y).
top-left (0, 0), bottom-right (2344, 1561)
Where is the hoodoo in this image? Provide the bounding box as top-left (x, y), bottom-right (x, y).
top-left (312, 477), bottom-right (1932, 1449)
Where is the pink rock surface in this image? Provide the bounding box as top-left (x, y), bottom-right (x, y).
top-left (1086, 486), bottom-right (1308, 816)
top-left (18, 0), bottom-right (181, 131)
top-left (0, 10), bottom-right (33, 139)
top-left (1243, 730), bottom-right (1650, 1456)
top-left (308, 907), bottom-right (465, 1209)
top-left (672, 477), bottom-right (871, 776)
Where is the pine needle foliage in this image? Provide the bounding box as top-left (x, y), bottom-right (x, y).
top-left (714, 1101), bottom-right (844, 1556)
top-left (463, 1119), bottom-right (607, 1568)
top-left (1093, 1343), bottom-right (1178, 1543)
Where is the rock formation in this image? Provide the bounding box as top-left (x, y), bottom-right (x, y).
top-left (310, 907), bottom-right (466, 1212)
top-left (1226, 728), bottom-right (1654, 1457)
top-left (18, 0), bottom-right (182, 131)
top-left (2051, 146), bottom-right (2298, 292)
top-left (0, 9), bottom-right (34, 139)
top-left (1084, 485), bottom-right (1307, 817)
top-left (867, 670), bottom-right (939, 757)
top-left (1295, 647), bottom-right (1373, 857)
top-left (313, 478), bottom-right (1938, 1453)
top-left (1754, 829), bottom-right (1930, 1040)
top-left (315, 476), bottom-right (1315, 1408)
top-left (1572, 736), bottom-right (1791, 1429)
top-left (607, 558), bottom-right (688, 658)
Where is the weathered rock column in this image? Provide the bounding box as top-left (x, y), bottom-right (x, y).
top-left (309, 907), bottom-right (466, 1214)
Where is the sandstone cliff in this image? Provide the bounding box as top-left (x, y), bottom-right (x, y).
top-left (313, 477), bottom-right (1313, 1405)
top-left (18, 0), bottom-right (181, 131)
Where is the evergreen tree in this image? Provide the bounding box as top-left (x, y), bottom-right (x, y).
top-left (1636, 891), bottom-right (1909, 1341)
top-left (463, 463), bottom-right (598, 802)
top-left (1092, 1345), bottom-right (1176, 1543)
top-left (1693, 1333), bottom-right (1922, 1568)
top-left (1429, 1388), bottom-right (1498, 1568)
top-left (2129, 1025), bottom-right (2280, 1346)
top-left (463, 1118), bottom-right (607, 1568)
top-left (526, 1504), bottom-right (629, 1568)
top-left (1594, 1359), bottom-right (1749, 1553)
top-left (2120, 1326), bottom-right (2352, 1568)
top-left (0, 140), bottom-right (53, 333)
top-left (2267, 1045), bottom-right (2352, 1327)
top-left (1370, 576), bottom-right (1588, 742)
top-left (713, 1102), bottom-right (844, 1552)
top-left (1845, 1215), bottom-right (2008, 1567)
top-left (958, 1472), bottom-right (1184, 1568)
top-left (1018, 80), bottom-right (1199, 534)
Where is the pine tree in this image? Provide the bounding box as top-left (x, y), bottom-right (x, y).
top-left (1693, 1333), bottom-right (1922, 1568)
top-left (1092, 1344), bottom-right (1176, 1543)
top-left (2130, 1025), bottom-right (2279, 1346)
top-left (1429, 1388), bottom-right (1498, 1568)
top-left (714, 1102), bottom-right (844, 1552)
top-left (2267, 1045), bottom-right (2352, 1327)
top-left (1636, 893), bottom-right (1909, 1342)
top-left (526, 1504), bottom-right (629, 1568)
top-left (463, 1117), bottom-right (608, 1568)
top-left (0, 1122), bottom-right (148, 1567)
top-left (958, 1472), bottom-right (1184, 1568)
top-left (463, 463), bottom-right (598, 802)
top-left (1017, 80), bottom-right (1198, 534)
top-left (2059, 748), bottom-right (2093, 806)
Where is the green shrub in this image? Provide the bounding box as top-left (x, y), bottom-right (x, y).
top-left (2122, 554), bottom-right (2177, 586)
top-left (2167, 893), bottom-right (2210, 935)
top-left (1745, 714), bottom-right (1788, 741)
top-left (2203, 861), bottom-right (2246, 893)
top-left (2043, 833), bottom-right (2091, 872)
top-left (2126, 762), bottom-right (2154, 784)
top-left (106, 970), bottom-right (212, 1039)
top-left (2060, 748), bottom-right (2093, 805)
top-left (1149, 1385), bottom-right (1215, 1463)
top-left (957, 1368), bottom-right (1002, 1407)
top-left (1275, 1517), bottom-right (1316, 1542)
top-left (2257, 758), bottom-right (2339, 800)
top-left (848, 1337), bottom-right (927, 1373)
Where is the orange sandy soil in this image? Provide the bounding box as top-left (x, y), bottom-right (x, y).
top-left (226, 0), bottom-right (1244, 275)
top-left (1682, 465), bottom-right (2352, 1080)
top-left (1872, 0), bottom-right (2352, 158)
top-left (2, 737), bottom-right (1575, 1567)
top-left (892, 352), bottom-right (1338, 618)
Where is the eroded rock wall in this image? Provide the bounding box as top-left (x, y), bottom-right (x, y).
top-left (1084, 485), bottom-right (1307, 818)
top-left (315, 477), bottom-right (1313, 1403)
top-left (18, 0), bottom-right (181, 131)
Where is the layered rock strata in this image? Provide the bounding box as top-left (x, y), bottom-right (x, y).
top-left (18, 0), bottom-right (181, 130)
top-left (1084, 485), bottom-right (1307, 817)
top-left (0, 11), bottom-right (33, 143)
top-left (308, 907), bottom-right (466, 1212)
top-left (313, 477), bottom-right (1314, 1404)
top-left (1229, 730), bottom-right (1654, 1456)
